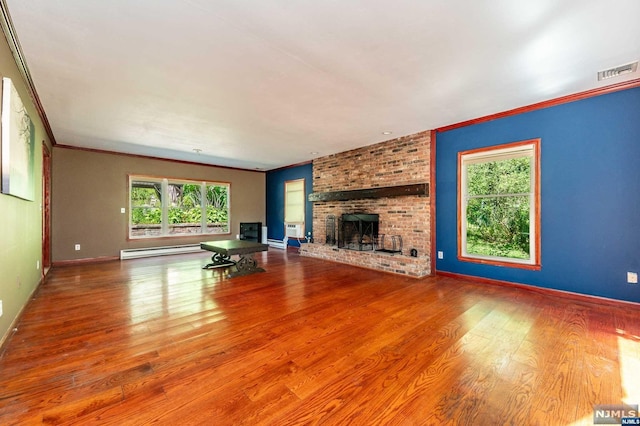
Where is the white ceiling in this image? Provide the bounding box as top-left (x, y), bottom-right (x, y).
top-left (5, 0), bottom-right (640, 170)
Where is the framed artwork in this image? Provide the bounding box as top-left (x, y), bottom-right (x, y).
top-left (1, 77), bottom-right (35, 201)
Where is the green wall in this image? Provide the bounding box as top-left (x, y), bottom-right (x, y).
top-left (0, 34), bottom-right (51, 345)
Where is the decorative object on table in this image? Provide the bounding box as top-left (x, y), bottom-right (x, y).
top-left (1, 77), bottom-right (35, 201)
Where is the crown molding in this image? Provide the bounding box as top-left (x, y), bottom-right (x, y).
top-left (0, 0), bottom-right (56, 144)
top-left (437, 78), bottom-right (640, 133)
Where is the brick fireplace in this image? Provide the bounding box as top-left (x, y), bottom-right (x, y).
top-left (300, 130), bottom-right (432, 277)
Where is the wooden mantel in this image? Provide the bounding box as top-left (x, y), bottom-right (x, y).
top-left (308, 183), bottom-right (429, 202)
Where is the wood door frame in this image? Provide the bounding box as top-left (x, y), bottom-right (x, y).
top-left (42, 142), bottom-right (51, 274)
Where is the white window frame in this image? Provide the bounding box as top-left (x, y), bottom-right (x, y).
top-left (284, 179), bottom-right (305, 224)
top-left (128, 175), bottom-right (230, 239)
top-left (458, 139), bottom-right (541, 269)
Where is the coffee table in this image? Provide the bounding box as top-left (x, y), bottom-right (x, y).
top-left (200, 240), bottom-right (269, 277)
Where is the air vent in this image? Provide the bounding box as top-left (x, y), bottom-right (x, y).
top-left (598, 61), bottom-right (638, 81)
top-left (285, 223), bottom-right (304, 238)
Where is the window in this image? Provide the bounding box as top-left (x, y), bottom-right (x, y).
top-left (129, 176), bottom-right (229, 239)
top-left (284, 178), bottom-right (305, 224)
top-left (458, 139), bottom-right (540, 269)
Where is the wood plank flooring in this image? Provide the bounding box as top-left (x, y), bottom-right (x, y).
top-left (1, 250), bottom-right (638, 425)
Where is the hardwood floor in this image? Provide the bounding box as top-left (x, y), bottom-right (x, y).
top-left (1, 250), bottom-right (638, 425)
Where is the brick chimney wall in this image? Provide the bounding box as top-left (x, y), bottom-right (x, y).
top-left (300, 130), bottom-right (432, 277)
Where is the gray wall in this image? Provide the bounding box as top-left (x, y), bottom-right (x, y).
top-left (52, 147), bottom-right (265, 261)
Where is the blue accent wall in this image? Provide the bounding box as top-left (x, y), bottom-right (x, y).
top-left (436, 86), bottom-right (640, 303)
top-left (266, 163), bottom-right (313, 247)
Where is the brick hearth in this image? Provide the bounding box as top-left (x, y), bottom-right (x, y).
top-left (300, 130), bottom-right (432, 277)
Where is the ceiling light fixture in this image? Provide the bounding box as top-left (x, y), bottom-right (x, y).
top-left (597, 61), bottom-right (638, 81)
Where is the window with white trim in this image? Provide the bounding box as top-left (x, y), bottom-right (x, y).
top-left (129, 176), bottom-right (229, 239)
top-left (284, 179), bottom-right (305, 224)
top-left (458, 139), bottom-right (540, 269)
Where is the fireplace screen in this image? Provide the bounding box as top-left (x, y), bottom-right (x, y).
top-left (325, 215), bottom-right (337, 245)
top-left (338, 213), bottom-right (379, 251)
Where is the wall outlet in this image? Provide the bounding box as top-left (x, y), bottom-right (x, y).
top-left (36, 260), bottom-right (40, 270)
top-left (628, 272), bottom-right (638, 284)
top-left (0, 300), bottom-right (3, 317)
top-left (121, 207), bottom-right (126, 214)
top-left (75, 244), bottom-right (81, 251)
top-left (438, 251), bottom-right (444, 259)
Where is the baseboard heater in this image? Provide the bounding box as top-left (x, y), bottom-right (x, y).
top-left (267, 239), bottom-right (286, 249)
top-left (120, 244), bottom-right (202, 260)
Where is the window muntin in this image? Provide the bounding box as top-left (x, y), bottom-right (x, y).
top-left (458, 140), bottom-right (540, 269)
top-left (284, 179), bottom-right (305, 224)
top-left (129, 176), bottom-right (229, 239)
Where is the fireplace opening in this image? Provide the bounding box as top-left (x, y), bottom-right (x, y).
top-left (338, 213), bottom-right (379, 251)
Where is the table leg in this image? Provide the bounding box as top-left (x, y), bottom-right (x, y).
top-left (228, 253), bottom-right (265, 277)
top-left (203, 252), bottom-right (236, 269)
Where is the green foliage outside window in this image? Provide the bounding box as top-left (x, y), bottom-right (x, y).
top-left (131, 185), bottom-right (162, 225)
top-left (130, 180), bottom-right (229, 235)
top-left (165, 205), bottom-right (229, 224)
top-left (465, 157), bottom-right (531, 259)
top-left (131, 206), bottom-right (162, 224)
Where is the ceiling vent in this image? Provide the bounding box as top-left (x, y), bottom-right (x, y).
top-left (597, 61), bottom-right (638, 81)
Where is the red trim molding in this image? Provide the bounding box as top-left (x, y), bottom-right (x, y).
top-left (269, 160), bottom-right (312, 172)
top-left (429, 129), bottom-right (437, 276)
top-left (52, 256), bottom-right (120, 267)
top-left (55, 144), bottom-right (267, 173)
top-left (0, 274), bottom-right (47, 353)
top-left (457, 139), bottom-right (541, 270)
top-left (0, 3), bottom-right (57, 145)
top-left (437, 270), bottom-right (640, 308)
top-left (437, 78), bottom-right (640, 133)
